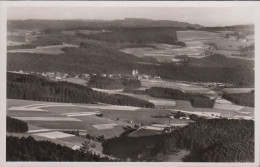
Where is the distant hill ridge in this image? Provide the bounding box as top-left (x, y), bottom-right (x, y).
top-left (7, 18), bottom-right (203, 30)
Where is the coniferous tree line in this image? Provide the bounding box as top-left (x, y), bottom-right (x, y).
top-left (102, 133), bottom-right (168, 161)
top-left (6, 136), bottom-right (116, 161)
top-left (102, 119), bottom-right (254, 162)
top-left (77, 27), bottom-right (185, 46)
top-left (8, 48), bottom-right (254, 86)
top-left (152, 119), bottom-right (254, 162)
top-left (222, 91), bottom-right (254, 107)
top-left (7, 72), bottom-right (154, 108)
top-left (89, 75), bottom-right (141, 89)
top-left (6, 116), bottom-right (28, 133)
top-left (123, 87), bottom-right (215, 108)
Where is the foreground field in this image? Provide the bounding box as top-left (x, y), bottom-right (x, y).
top-left (7, 99), bottom-right (190, 138)
top-left (7, 91), bottom-right (254, 161)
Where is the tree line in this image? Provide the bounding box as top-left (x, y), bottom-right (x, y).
top-left (222, 91), bottom-right (254, 107)
top-left (152, 119), bottom-right (254, 162)
top-left (77, 27), bottom-right (185, 46)
top-left (8, 45), bottom-right (254, 87)
top-left (7, 72), bottom-right (154, 108)
top-left (7, 116), bottom-right (28, 133)
top-left (89, 75), bottom-right (141, 89)
top-left (6, 136), bottom-right (115, 161)
top-left (124, 87), bottom-right (215, 108)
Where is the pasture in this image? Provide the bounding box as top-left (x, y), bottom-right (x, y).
top-left (7, 99), bottom-right (191, 136)
top-left (171, 100), bottom-right (245, 118)
top-left (223, 88), bottom-right (254, 94)
top-left (213, 103), bottom-right (244, 111)
top-left (13, 117), bottom-right (82, 122)
top-left (120, 30), bottom-right (254, 62)
top-left (7, 97), bottom-right (253, 140)
top-left (100, 108), bottom-right (192, 125)
top-left (177, 31), bottom-right (220, 41)
top-left (148, 100), bottom-right (176, 106)
top-left (93, 123), bottom-right (118, 130)
top-left (33, 131), bottom-right (75, 139)
top-left (140, 79), bottom-right (211, 94)
top-left (7, 99), bottom-right (127, 138)
top-left (8, 43), bottom-right (78, 55)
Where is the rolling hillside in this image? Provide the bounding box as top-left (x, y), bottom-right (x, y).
top-left (8, 18), bottom-right (203, 31)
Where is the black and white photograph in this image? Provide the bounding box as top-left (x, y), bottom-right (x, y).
top-left (0, 1), bottom-right (259, 166)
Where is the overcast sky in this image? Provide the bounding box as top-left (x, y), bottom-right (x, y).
top-left (7, 7), bottom-right (254, 26)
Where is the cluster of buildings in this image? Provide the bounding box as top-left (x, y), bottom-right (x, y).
top-left (198, 82), bottom-right (233, 89)
top-left (41, 72), bottom-right (69, 80)
top-left (131, 69), bottom-right (161, 80)
top-left (97, 69), bottom-right (161, 80)
top-left (11, 68), bottom-right (162, 83)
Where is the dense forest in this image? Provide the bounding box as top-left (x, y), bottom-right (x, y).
top-left (8, 42), bottom-right (254, 86)
top-left (124, 87), bottom-right (215, 108)
top-left (152, 119), bottom-right (254, 162)
top-left (222, 91), bottom-right (254, 107)
top-left (6, 116), bottom-right (28, 133)
top-left (6, 136), bottom-right (114, 161)
top-left (89, 75), bottom-right (141, 89)
top-left (78, 27), bottom-right (185, 46)
top-left (189, 54), bottom-right (254, 68)
top-left (102, 133), bottom-right (168, 161)
top-left (142, 63), bottom-right (254, 86)
top-left (102, 119), bottom-right (254, 162)
top-left (7, 72), bottom-right (154, 108)
top-left (7, 43), bottom-right (142, 75)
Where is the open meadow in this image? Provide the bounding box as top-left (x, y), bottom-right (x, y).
top-left (8, 43), bottom-right (78, 55)
top-left (120, 30), bottom-right (254, 63)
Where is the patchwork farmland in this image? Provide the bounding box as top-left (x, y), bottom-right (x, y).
top-left (6, 16), bottom-right (255, 162)
top-left (121, 30), bottom-right (254, 63)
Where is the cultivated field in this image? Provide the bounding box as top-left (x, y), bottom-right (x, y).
top-left (171, 100), bottom-right (252, 118)
top-left (223, 88), bottom-right (254, 94)
top-left (7, 99), bottom-right (191, 136)
top-left (92, 123), bottom-right (119, 130)
top-left (120, 30), bottom-right (254, 62)
top-left (148, 100), bottom-right (176, 106)
top-left (13, 117), bottom-right (82, 122)
top-left (7, 99), bottom-right (128, 138)
top-left (8, 43), bottom-right (78, 55)
top-left (34, 131), bottom-right (75, 139)
top-left (177, 31), bottom-right (220, 41)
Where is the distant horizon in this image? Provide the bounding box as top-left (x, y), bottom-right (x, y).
top-left (7, 18), bottom-right (254, 27)
top-left (7, 7), bottom-right (255, 27)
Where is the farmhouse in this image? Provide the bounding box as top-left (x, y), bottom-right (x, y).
top-left (179, 115), bottom-right (190, 120)
top-left (132, 69), bottom-right (138, 77)
top-left (72, 145), bottom-right (81, 150)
